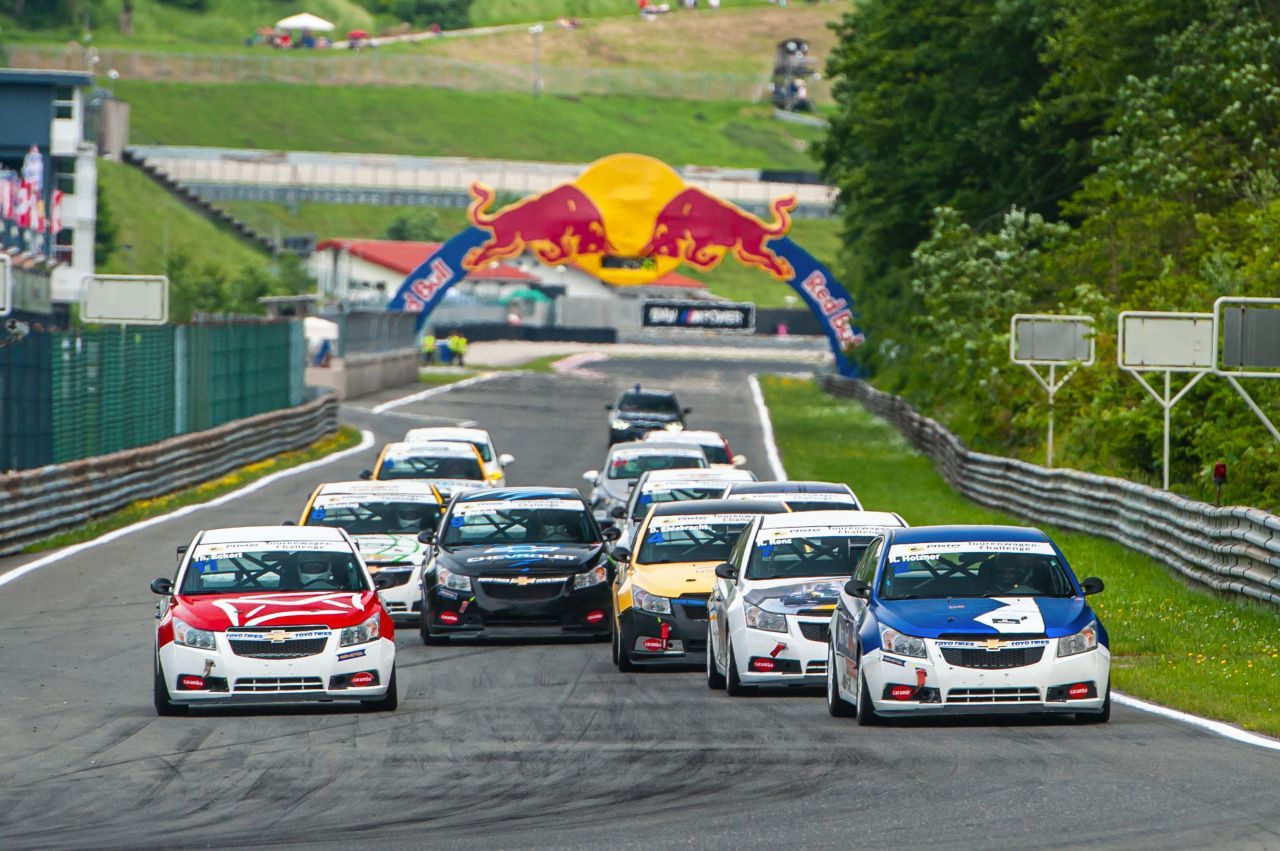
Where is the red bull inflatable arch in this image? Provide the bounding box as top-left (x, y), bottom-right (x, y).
top-left (387, 153), bottom-right (864, 376)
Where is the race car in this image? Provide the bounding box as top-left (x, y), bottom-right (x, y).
top-left (297, 480), bottom-right (443, 621)
top-left (611, 498), bottom-right (788, 670)
top-left (403, 426), bottom-right (514, 487)
top-left (825, 525), bottom-right (1110, 723)
top-left (150, 525), bottom-right (397, 715)
top-left (363, 440), bottom-right (496, 499)
top-left (613, 467), bottom-right (758, 550)
top-left (642, 429), bottom-right (747, 468)
top-left (723, 480), bottom-right (863, 511)
top-left (605, 385), bottom-right (691, 444)
top-left (707, 510), bottom-right (906, 695)
top-left (420, 488), bottom-right (621, 642)
top-left (582, 441), bottom-right (708, 522)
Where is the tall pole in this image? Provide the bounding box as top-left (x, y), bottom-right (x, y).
top-left (1162, 370), bottom-right (1171, 491)
top-left (1046, 363), bottom-right (1055, 468)
top-left (529, 25), bottom-right (543, 97)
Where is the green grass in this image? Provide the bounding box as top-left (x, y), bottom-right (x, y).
top-left (690, 218), bottom-right (842, 306)
top-left (419, 368), bottom-right (478, 385)
top-left (218, 201), bottom-right (471, 241)
top-left (22, 426), bottom-right (363, 554)
top-left (761, 375), bottom-right (1280, 736)
top-left (118, 80), bottom-right (822, 169)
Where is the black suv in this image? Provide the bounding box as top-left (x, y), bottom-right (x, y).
top-left (605, 386), bottom-right (691, 444)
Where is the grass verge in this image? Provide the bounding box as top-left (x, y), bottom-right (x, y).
top-left (21, 426), bottom-right (363, 554)
top-left (761, 375), bottom-right (1280, 736)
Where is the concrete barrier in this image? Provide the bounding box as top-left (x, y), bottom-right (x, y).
top-left (305, 349), bottom-right (419, 400)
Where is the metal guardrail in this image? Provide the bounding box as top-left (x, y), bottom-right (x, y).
top-left (0, 394), bottom-right (338, 556)
top-left (822, 376), bottom-right (1280, 605)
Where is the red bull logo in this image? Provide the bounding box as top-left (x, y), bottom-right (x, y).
top-left (465, 184), bottom-right (610, 270)
top-left (644, 190), bottom-right (796, 281)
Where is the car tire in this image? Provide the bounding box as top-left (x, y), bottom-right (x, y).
top-left (1075, 684), bottom-right (1111, 724)
top-left (615, 627), bottom-right (637, 672)
top-left (363, 666), bottom-right (398, 712)
top-left (726, 647), bottom-right (755, 697)
top-left (153, 656), bottom-right (188, 717)
top-left (706, 625), bottom-right (726, 690)
top-left (419, 612), bottom-right (449, 645)
top-left (855, 661), bottom-right (882, 726)
top-left (827, 644), bottom-right (855, 718)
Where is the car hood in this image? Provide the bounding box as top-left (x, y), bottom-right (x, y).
top-left (744, 578), bottom-right (843, 614)
top-left (631, 561), bottom-right (717, 597)
top-left (440, 543), bottom-right (604, 576)
top-left (873, 596), bottom-right (1094, 639)
top-left (352, 534), bottom-right (428, 566)
top-left (173, 590), bottom-right (380, 631)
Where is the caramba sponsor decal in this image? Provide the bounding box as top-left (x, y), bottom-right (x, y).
top-left (887, 541), bottom-right (1057, 562)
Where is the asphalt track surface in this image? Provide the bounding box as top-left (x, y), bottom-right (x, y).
top-left (1, 358), bottom-right (1278, 850)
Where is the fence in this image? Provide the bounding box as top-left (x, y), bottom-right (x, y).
top-left (8, 45), bottom-right (833, 104)
top-left (0, 393), bottom-right (337, 555)
top-left (1, 321), bottom-right (305, 472)
top-left (822, 375), bottom-right (1280, 606)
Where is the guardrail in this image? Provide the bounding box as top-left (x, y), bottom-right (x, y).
top-left (822, 376), bottom-right (1280, 605)
top-left (0, 393), bottom-right (338, 556)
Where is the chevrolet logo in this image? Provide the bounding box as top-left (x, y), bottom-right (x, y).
top-left (515, 576), bottom-right (532, 586)
top-left (263, 630), bottom-right (291, 643)
top-left (981, 639), bottom-right (1004, 651)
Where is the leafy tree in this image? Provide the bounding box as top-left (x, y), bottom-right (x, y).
top-left (93, 181), bottom-right (117, 267)
top-left (383, 208), bottom-right (447, 242)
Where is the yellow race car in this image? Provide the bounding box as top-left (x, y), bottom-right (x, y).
top-left (611, 498), bottom-right (788, 670)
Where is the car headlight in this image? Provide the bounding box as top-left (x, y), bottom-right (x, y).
top-left (437, 564), bottom-right (472, 592)
top-left (610, 417), bottom-right (630, 430)
top-left (663, 422), bottom-right (684, 431)
top-left (172, 617), bottom-right (216, 650)
top-left (633, 586), bottom-right (671, 615)
top-left (340, 612), bottom-right (381, 647)
top-left (744, 602), bottom-right (787, 633)
top-left (573, 565), bottom-right (607, 590)
top-left (879, 625), bottom-right (927, 658)
top-left (1057, 621), bottom-right (1098, 657)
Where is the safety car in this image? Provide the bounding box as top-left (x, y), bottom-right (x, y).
top-left (297, 480), bottom-right (443, 621)
top-left (363, 440), bottom-right (496, 499)
top-left (825, 525), bottom-right (1110, 723)
top-left (150, 525), bottom-right (397, 715)
top-left (642, 429), bottom-right (747, 468)
top-left (582, 441), bottom-right (708, 522)
top-left (403, 426), bottom-right (514, 487)
top-left (723, 480), bottom-right (863, 511)
top-left (420, 488), bottom-right (620, 642)
top-left (605, 385), bottom-right (691, 444)
top-left (707, 510), bottom-right (906, 695)
top-left (613, 467), bottom-right (758, 550)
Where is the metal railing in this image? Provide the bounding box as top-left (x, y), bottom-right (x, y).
top-left (822, 376), bottom-right (1280, 606)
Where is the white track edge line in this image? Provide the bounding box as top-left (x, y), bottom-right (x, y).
top-left (1113, 691), bottom-right (1280, 753)
top-left (370, 371), bottom-right (515, 414)
top-left (0, 428), bottom-right (376, 590)
top-left (749, 373), bottom-right (787, 481)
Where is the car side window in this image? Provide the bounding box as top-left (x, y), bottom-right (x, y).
top-left (854, 536), bottom-right (884, 584)
top-left (727, 523), bottom-right (754, 567)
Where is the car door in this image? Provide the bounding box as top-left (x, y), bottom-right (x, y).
top-left (712, 518), bottom-right (757, 668)
top-left (834, 535), bottom-right (883, 666)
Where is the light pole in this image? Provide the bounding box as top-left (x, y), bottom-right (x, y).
top-left (529, 24), bottom-right (544, 97)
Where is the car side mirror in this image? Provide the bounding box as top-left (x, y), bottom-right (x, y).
top-left (373, 573), bottom-right (394, 590)
top-left (499, 453), bottom-right (514, 467)
top-left (418, 530), bottom-right (437, 545)
top-left (604, 403), bottom-right (613, 411)
top-left (602, 526), bottom-right (621, 542)
top-left (683, 407), bottom-right (692, 415)
top-left (1080, 576), bottom-right (1105, 596)
top-left (282, 520), bottom-right (296, 526)
top-left (732, 454), bottom-right (748, 468)
top-left (582, 470), bottom-right (599, 483)
top-left (714, 562), bottom-right (737, 580)
top-left (175, 544), bottom-right (188, 564)
top-left (150, 577), bottom-right (173, 596)
top-left (610, 505), bottom-right (627, 519)
top-left (360, 469), bottom-right (373, 480)
top-left (611, 546), bottom-right (630, 562)
top-left (844, 579), bottom-right (872, 598)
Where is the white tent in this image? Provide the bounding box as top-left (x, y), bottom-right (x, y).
top-left (275, 12), bottom-right (336, 32)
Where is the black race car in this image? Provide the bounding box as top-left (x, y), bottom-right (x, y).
top-left (605, 385), bottom-right (691, 444)
top-left (420, 488), bottom-right (621, 642)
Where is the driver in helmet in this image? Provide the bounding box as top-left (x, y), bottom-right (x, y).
top-left (980, 554), bottom-right (1041, 595)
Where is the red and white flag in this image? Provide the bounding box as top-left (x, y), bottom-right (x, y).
top-left (49, 190), bottom-right (64, 234)
top-left (15, 181), bottom-right (31, 229)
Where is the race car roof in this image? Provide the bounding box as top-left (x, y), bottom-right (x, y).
top-left (727, 480), bottom-right (853, 495)
top-left (608, 443), bottom-right (705, 458)
top-left (200, 525), bottom-right (348, 544)
top-left (651, 498), bottom-right (788, 516)
top-left (382, 440), bottom-right (478, 458)
top-left (760, 510), bottom-right (905, 530)
top-left (315, 480), bottom-right (441, 498)
top-left (886, 524), bottom-right (1050, 545)
top-left (457, 487), bottom-right (584, 502)
top-left (642, 430), bottom-right (726, 446)
top-left (403, 426), bottom-right (491, 443)
top-left (641, 467), bottom-right (755, 483)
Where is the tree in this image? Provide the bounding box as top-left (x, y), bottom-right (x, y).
top-left (94, 181), bottom-right (118, 267)
top-left (383, 208), bottom-right (447, 242)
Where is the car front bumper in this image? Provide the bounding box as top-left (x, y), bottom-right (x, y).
top-left (616, 599), bottom-right (709, 666)
top-left (425, 579), bottom-right (612, 639)
top-left (734, 616), bottom-right (830, 686)
top-left (369, 562), bottom-right (426, 621)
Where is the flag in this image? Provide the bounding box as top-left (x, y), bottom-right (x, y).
top-left (15, 181), bottom-right (31, 229)
top-left (50, 190), bottom-right (64, 234)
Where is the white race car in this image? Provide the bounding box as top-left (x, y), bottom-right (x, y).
top-left (722, 480), bottom-right (863, 511)
top-left (613, 467), bottom-right (757, 551)
top-left (297, 480), bottom-right (443, 621)
top-left (151, 525), bottom-right (397, 715)
top-left (582, 441), bottom-right (708, 523)
top-left (364, 440), bottom-right (497, 500)
top-left (706, 510), bottom-right (906, 695)
top-left (403, 426), bottom-right (514, 487)
top-left (641, 429), bottom-right (747, 468)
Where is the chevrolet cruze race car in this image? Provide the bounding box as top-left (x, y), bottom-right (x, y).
top-left (614, 467), bottom-right (758, 550)
top-left (151, 525), bottom-right (397, 715)
top-left (611, 498), bottom-right (788, 671)
top-left (297, 480), bottom-right (443, 621)
top-left (582, 441), bottom-right (708, 522)
top-left (605, 386), bottom-right (691, 444)
top-left (722, 480), bottom-right (863, 512)
top-left (420, 488), bottom-right (620, 642)
top-left (707, 510), bottom-right (906, 695)
top-left (826, 525), bottom-right (1110, 723)
top-left (364, 440), bottom-right (496, 499)
top-left (403, 426), bottom-right (514, 487)
top-left (642, 429), bottom-right (746, 468)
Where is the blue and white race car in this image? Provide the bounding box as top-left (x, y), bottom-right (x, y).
top-left (827, 525), bottom-right (1110, 723)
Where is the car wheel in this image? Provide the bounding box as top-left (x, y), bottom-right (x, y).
top-left (855, 660), bottom-right (882, 726)
top-left (615, 627), bottom-right (637, 672)
top-left (726, 646), bottom-right (755, 697)
top-left (1075, 684), bottom-right (1111, 724)
top-left (363, 666), bottom-right (398, 712)
top-left (827, 644), bottom-right (855, 718)
top-left (706, 625), bottom-right (726, 690)
top-left (153, 656), bottom-right (188, 717)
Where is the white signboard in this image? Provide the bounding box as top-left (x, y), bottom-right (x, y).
top-left (1010, 314), bottom-right (1095, 365)
top-left (0, 254), bottom-right (10, 317)
top-left (81, 275), bottom-right (169, 325)
top-left (1118, 311), bottom-right (1214, 372)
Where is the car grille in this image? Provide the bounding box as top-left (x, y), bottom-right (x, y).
top-left (677, 598), bottom-right (709, 621)
top-left (940, 646), bottom-right (1045, 669)
top-left (229, 634), bottom-right (329, 660)
top-left (485, 616), bottom-right (561, 627)
top-left (947, 687), bottom-right (1040, 704)
top-left (234, 677), bottom-right (325, 693)
top-left (480, 579), bottom-right (565, 600)
top-left (370, 567), bottom-right (414, 588)
top-left (798, 621), bottom-right (830, 643)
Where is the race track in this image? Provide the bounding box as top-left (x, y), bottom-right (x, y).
top-left (1, 358), bottom-right (1277, 850)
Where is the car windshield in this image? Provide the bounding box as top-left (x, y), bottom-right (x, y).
top-left (305, 499), bottom-right (442, 535)
top-left (631, 484), bottom-right (725, 520)
top-left (608, 453), bottom-right (706, 480)
top-left (440, 499), bottom-right (595, 548)
top-left (181, 544), bottom-right (367, 595)
top-left (618, 392), bottom-right (679, 414)
top-left (698, 443), bottom-right (731, 464)
top-left (637, 517), bottom-right (753, 565)
top-left (378, 454), bottom-right (484, 481)
top-left (880, 542), bottom-right (1076, 600)
top-left (746, 531), bottom-right (874, 580)
top-left (442, 438), bottom-right (491, 462)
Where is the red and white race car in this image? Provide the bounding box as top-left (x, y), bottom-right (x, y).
top-left (150, 525), bottom-right (397, 715)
